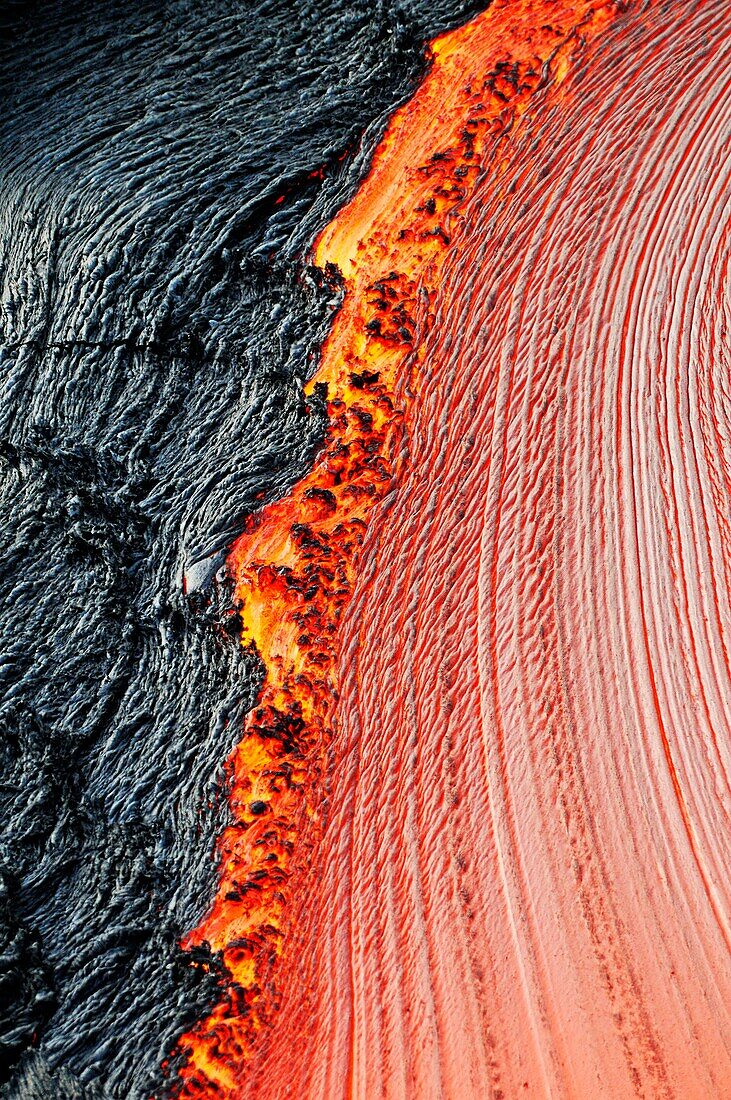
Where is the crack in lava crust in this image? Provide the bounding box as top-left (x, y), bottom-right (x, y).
top-left (168, 1), bottom-right (731, 1096)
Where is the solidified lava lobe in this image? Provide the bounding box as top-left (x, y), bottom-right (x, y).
top-left (171, 1), bottom-right (731, 1097)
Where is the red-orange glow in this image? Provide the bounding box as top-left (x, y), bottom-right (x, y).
top-left (171, 4), bottom-right (626, 1093)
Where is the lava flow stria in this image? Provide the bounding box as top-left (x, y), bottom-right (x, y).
top-left (170, 1), bottom-right (731, 1097)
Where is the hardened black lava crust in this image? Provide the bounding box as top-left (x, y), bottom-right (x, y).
top-left (0, 2), bottom-right (483, 1096)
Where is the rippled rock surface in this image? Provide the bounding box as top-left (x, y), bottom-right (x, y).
top-left (5, 1), bottom-right (731, 1098)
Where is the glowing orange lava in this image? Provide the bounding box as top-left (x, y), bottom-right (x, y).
top-left (172, 1), bottom-right (651, 1094)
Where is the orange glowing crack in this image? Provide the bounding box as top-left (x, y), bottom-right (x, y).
top-left (170, 2), bottom-right (626, 1093)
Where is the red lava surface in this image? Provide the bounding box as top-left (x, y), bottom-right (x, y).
top-left (172, 0), bottom-right (731, 1095)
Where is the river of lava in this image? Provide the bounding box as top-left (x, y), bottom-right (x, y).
top-left (171, 1), bottom-right (731, 1097)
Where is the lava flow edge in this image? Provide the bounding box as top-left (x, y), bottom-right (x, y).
top-left (167, 2), bottom-right (634, 1095)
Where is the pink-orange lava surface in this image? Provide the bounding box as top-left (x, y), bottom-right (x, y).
top-left (170, 1), bottom-right (731, 1096)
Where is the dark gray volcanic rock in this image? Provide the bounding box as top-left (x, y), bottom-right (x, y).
top-left (0, 2), bottom-right (483, 1095)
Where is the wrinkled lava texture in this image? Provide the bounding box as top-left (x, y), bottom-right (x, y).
top-left (0, 1), bottom-right (484, 1096)
top-left (4, 0), bottom-right (731, 1098)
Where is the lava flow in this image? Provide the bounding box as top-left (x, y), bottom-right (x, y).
top-left (172, 0), bottom-right (731, 1096)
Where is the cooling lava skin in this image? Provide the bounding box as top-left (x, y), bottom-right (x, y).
top-left (170, 0), bottom-right (731, 1097)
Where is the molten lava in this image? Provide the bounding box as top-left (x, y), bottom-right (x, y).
top-left (172, 0), bottom-right (731, 1096)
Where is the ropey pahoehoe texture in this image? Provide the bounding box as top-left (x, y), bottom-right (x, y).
top-left (0, 2), bottom-right (483, 1096)
top-left (6, 1), bottom-right (731, 1099)
top-left (171, 0), bottom-right (731, 1095)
